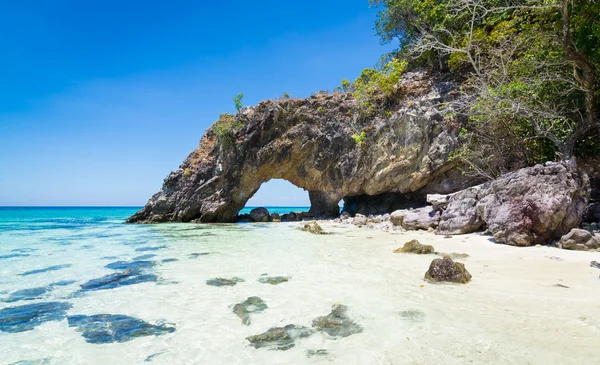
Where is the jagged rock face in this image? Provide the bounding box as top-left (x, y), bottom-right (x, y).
top-left (437, 162), bottom-right (590, 246)
top-left (128, 71), bottom-right (473, 223)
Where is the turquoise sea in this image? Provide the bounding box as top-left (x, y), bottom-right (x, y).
top-left (2, 207), bottom-right (597, 364)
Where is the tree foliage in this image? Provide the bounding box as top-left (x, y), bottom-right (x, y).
top-left (371, 0), bottom-right (599, 177)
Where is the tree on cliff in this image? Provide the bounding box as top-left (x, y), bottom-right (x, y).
top-left (371, 0), bottom-right (599, 177)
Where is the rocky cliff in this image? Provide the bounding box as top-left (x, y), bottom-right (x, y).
top-left (128, 71), bottom-right (477, 223)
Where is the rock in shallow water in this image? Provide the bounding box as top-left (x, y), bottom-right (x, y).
top-left (18, 264), bottom-right (71, 276)
top-left (79, 271), bottom-right (158, 292)
top-left (206, 277), bottom-right (244, 287)
top-left (189, 252), bottom-right (210, 259)
top-left (104, 260), bottom-right (156, 271)
top-left (135, 246), bottom-right (167, 252)
top-left (233, 296), bottom-right (267, 325)
top-left (67, 314), bottom-right (175, 344)
top-left (133, 254), bottom-right (157, 260)
top-left (312, 304), bottom-right (362, 337)
top-left (246, 324), bottom-right (315, 351)
top-left (258, 276), bottom-right (290, 285)
top-left (424, 256), bottom-right (472, 284)
top-left (2, 287), bottom-right (49, 303)
top-left (0, 253), bottom-right (30, 260)
top-left (250, 208), bottom-right (270, 222)
top-left (0, 302), bottom-right (72, 333)
top-left (393, 239), bottom-right (434, 254)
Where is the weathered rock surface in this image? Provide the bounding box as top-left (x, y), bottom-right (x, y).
top-left (436, 162), bottom-right (590, 246)
top-left (390, 206), bottom-right (441, 230)
top-left (393, 239), bottom-right (434, 254)
top-left (424, 256), bottom-right (471, 284)
top-left (558, 228), bottom-right (600, 251)
top-left (312, 304), bottom-right (362, 337)
top-left (232, 296), bottom-right (267, 326)
top-left (206, 277), bottom-right (244, 287)
top-left (246, 324), bottom-right (315, 351)
top-left (258, 276), bottom-right (290, 285)
top-left (128, 71), bottom-right (474, 223)
top-left (297, 221), bottom-right (325, 234)
top-left (67, 314), bottom-right (175, 344)
top-left (250, 207), bottom-right (270, 222)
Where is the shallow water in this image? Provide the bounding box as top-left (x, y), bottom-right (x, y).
top-left (1, 207), bottom-right (599, 364)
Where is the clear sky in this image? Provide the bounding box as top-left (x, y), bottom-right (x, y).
top-left (0, 0), bottom-right (394, 207)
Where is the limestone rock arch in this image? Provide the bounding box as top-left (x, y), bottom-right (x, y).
top-left (127, 71), bottom-right (474, 223)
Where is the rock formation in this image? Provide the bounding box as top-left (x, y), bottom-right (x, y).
top-left (393, 239), bottom-right (434, 254)
top-left (127, 71), bottom-right (474, 223)
top-left (424, 256), bottom-right (471, 284)
top-left (558, 228), bottom-right (600, 251)
top-left (436, 162), bottom-right (590, 246)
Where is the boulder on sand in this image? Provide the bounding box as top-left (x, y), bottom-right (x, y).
top-left (424, 256), bottom-right (471, 284)
top-left (558, 228), bottom-right (600, 251)
top-left (393, 240), bottom-right (434, 254)
top-left (390, 206), bottom-right (441, 230)
top-left (436, 162), bottom-right (590, 246)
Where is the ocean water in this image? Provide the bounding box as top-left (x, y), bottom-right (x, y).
top-left (1, 207), bottom-right (599, 365)
top-left (238, 206), bottom-right (310, 215)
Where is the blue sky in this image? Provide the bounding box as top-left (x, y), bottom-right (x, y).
top-left (0, 0), bottom-right (393, 207)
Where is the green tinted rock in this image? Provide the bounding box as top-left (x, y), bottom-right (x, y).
top-left (233, 296), bottom-right (267, 326)
top-left (393, 240), bottom-right (434, 254)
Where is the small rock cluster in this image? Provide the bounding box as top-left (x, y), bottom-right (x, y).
top-left (237, 208), bottom-right (318, 223)
top-left (332, 212), bottom-right (401, 232)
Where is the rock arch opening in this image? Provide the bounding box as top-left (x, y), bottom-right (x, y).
top-left (236, 179), bottom-right (342, 222)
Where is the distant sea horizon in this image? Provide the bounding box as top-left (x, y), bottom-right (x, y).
top-left (0, 206), bottom-right (311, 218)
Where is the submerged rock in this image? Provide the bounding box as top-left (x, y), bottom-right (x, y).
top-left (19, 264), bottom-right (71, 277)
top-left (2, 287), bottom-right (49, 303)
top-left (312, 304), bottom-right (362, 337)
top-left (79, 271), bottom-right (158, 292)
top-left (399, 309), bottom-right (426, 322)
top-left (424, 256), bottom-right (472, 284)
top-left (591, 261), bottom-right (600, 270)
top-left (0, 302), bottom-right (72, 333)
top-left (206, 277), bottom-right (244, 287)
top-left (246, 324), bottom-right (315, 351)
top-left (297, 221), bottom-right (325, 234)
top-left (133, 254), bottom-right (157, 260)
top-left (49, 280), bottom-right (77, 287)
top-left (162, 258), bottom-right (178, 263)
top-left (232, 296), bottom-right (267, 325)
top-left (9, 359), bottom-right (50, 365)
top-left (0, 253), bottom-right (30, 259)
top-left (250, 208), bottom-right (270, 222)
top-left (188, 252), bottom-right (210, 259)
top-left (558, 228), bottom-right (600, 251)
top-left (67, 314), bottom-right (175, 344)
top-left (104, 260), bottom-right (156, 271)
top-left (306, 349), bottom-right (329, 358)
top-left (258, 276), bottom-right (290, 285)
top-left (393, 239), bottom-right (434, 254)
top-left (135, 246), bottom-right (167, 252)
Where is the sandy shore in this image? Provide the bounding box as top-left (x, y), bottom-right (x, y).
top-left (315, 222), bottom-right (600, 364)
